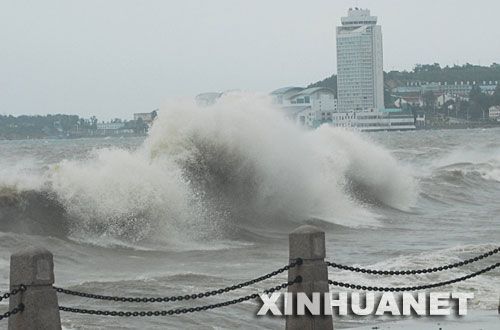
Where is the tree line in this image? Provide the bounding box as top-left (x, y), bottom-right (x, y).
top-left (388, 63), bottom-right (500, 84)
top-left (309, 63), bottom-right (500, 90)
top-left (0, 114), bottom-right (149, 140)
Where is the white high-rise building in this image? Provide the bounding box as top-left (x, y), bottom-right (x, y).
top-left (336, 8), bottom-right (384, 112)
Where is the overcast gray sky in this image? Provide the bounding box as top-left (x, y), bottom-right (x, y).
top-left (1, 0), bottom-right (499, 120)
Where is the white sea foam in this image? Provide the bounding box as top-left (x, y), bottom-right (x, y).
top-left (0, 157), bottom-right (45, 191)
top-left (3, 93), bottom-right (419, 243)
top-left (330, 243), bottom-right (500, 310)
top-left (432, 146), bottom-right (500, 182)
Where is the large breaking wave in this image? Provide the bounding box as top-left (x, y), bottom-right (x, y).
top-left (0, 93), bottom-right (418, 245)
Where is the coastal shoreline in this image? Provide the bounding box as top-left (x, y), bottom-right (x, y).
top-left (1, 124), bottom-right (500, 141)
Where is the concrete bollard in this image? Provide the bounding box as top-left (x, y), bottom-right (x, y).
top-left (286, 225), bottom-right (333, 330)
top-left (8, 247), bottom-right (62, 330)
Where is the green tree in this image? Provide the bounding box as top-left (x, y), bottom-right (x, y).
top-left (384, 89), bottom-right (395, 108)
top-left (469, 85), bottom-right (490, 120)
top-left (90, 116), bottom-right (98, 130)
top-left (493, 85), bottom-right (500, 105)
top-left (422, 91), bottom-right (437, 111)
top-left (134, 117), bottom-right (147, 134)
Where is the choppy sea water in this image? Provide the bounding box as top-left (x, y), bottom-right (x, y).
top-left (0, 97), bottom-right (499, 329)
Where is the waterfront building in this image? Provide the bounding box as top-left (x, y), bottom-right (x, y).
top-left (133, 110), bottom-right (157, 125)
top-left (392, 81), bottom-right (499, 99)
top-left (436, 93), bottom-right (457, 107)
top-left (394, 95), bottom-right (424, 108)
top-left (330, 108), bottom-right (415, 131)
top-left (96, 122), bottom-right (125, 130)
top-left (336, 8), bottom-right (384, 112)
top-left (271, 87), bottom-right (337, 127)
top-left (489, 106), bottom-right (500, 121)
top-left (96, 122), bottom-right (127, 135)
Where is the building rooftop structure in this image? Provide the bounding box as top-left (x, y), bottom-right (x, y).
top-left (270, 87), bottom-right (304, 95)
top-left (341, 8), bottom-right (377, 26)
top-left (289, 87), bottom-right (334, 97)
top-left (270, 87), bottom-right (336, 103)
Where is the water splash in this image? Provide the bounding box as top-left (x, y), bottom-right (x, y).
top-left (1, 93), bottom-right (419, 244)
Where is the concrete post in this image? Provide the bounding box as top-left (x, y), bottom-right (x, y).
top-left (8, 247), bottom-right (61, 330)
top-left (286, 225), bottom-right (333, 330)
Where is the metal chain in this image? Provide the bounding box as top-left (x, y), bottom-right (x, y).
top-left (329, 262), bottom-right (499, 292)
top-left (0, 304), bottom-right (25, 321)
top-left (0, 285), bottom-right (27, 303)
top-left (59, 276), bottom-right (302, 317)
top-left (55, 259), bottom-right (302, 303)
top-left (327, 247), bottom-right (499, 275)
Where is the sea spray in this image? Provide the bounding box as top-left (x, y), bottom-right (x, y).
top-left (2, 93), bottom-right (419, 244)
top-left (49, 147), bottom-right (195, 244)
top-left (311, 127), bottom-right (419, 210)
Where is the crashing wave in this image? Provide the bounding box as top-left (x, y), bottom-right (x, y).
top-left (0, 93), bottom-right (418, 243)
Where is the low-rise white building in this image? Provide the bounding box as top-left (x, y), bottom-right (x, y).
top-left (329, 108), bottom-right (415, 131)
top-left (489, 105), bottom-right (500, 121)
top-left (393, 81), bottom-right (499, 98)
top-left (436, 93), bottom-right (458, 107)
top-left (133, 111), bottom-right (157, 125)
top-left (96, 122), bottom-right (125, 130)
top-left (96, 122), bottom-right (128, 135)
top-left (415, 112), bottom-right (426, 127)
top-left (271, 87), bottom-right (337, 127)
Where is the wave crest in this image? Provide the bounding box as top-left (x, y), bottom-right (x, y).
top-left (1, 93), bottom-right (418, 244)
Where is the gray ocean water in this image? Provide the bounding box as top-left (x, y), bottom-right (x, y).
top-left (0, 110), bottom-right (499, 329)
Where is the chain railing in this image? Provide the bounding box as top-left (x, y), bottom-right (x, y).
top-left (54, 259), bottom-right (302, 303)
top-left (58, 276), bottom-right (302, 317)
top-left (327, 247), bottom-right (499, 275)
top-left (2, 229), bottom-right (499, 328)
top-left (0, 286), bottom-right (26, 323)
top-left (328, 262), bottom-right (499, 292)
top-left (0, 285), bottom-right (26, 303)
top-left (0, 303), bottom-right (24, 321)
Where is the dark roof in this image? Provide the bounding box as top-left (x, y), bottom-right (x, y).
top-left (289, 87), bottom-right (335, 97)
top-left (270, 87), bottom-right (304, 95)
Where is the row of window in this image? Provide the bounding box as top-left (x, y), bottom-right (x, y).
top-left (290, 96), bottom-right (310, 104)
top-left (341, 21), bottom-right (376, 25)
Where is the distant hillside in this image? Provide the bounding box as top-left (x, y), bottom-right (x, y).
top-left (385, 63), bottom-right (500, 89)
top-left (308, 63), bottom-right (500, 91)
top-left (308, 75), bottom-right (337, 95)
